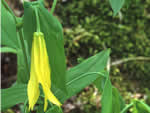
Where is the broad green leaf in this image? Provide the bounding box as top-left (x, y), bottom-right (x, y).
top-left (23, 1), bottom-right (67, 92)
top-left (54, 49), bottom-right (110, 102)
top-left (1, 0), bottom-right (19, 49)
top-left (109, 0), bottom-right (125, 16)
top-left (1, 84), bottom-right (27, 110)
top-left (0, 47), bottom-right (17, 53)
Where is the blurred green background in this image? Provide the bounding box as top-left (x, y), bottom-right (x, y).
top-left (2, 0), bottom-right (150, 113)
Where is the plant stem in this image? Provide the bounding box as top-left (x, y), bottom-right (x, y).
top-left (120, 103), bottom-right (134, 113)
top-left (34, 8), bottom-right (41, 32)
top-left (50, 0), bottom-right (57, 14)
top-left (111, 56), bottom-right (150, 66)
top-left (18, 29), bottom-right (30, 77)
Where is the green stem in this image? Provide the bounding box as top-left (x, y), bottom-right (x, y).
top-left (120, 103), bottom-right (134, 113)
top-left (50, 0), bottom-right (57, 14)
top-left (23, 99), bottom-right (28, 113)
top-left (34, 8), bottom-right (41, 32)
top-left (18, 29), bottom-right (30, 76)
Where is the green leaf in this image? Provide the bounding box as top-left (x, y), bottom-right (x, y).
top-left (1, 0), bottom-right (29, 84)
top-left (112, 87), bottom-right (126, 113)
top-left (101, 72), bottom-right (112, 113)
top-left (134, 100), bottom-right (150, 113)
top-left (95, 74), bottom-right (125, 113)
top-left (94, 76), bottom-right (105, 93)
top-left (23, 1), bottom-right (67, 92)
top-left (0, 47), bottom-right (17, 53)
top-left (94, 63), bottom-right (125, 113)
top-left (1, 0), bottom-right (19, 49)
top-left (54, 49), bottom-right (110, 102)
top-left (109, 0), bottom-right (125, 16)
top-left (17, 48), bottom-right (29, 83)
top-left (1, 84), bottom-right (27, 110)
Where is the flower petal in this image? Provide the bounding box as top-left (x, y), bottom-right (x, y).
top-left (44, 96), bottom-right (48, 112)
top-left (27, 79), bottom-right (40, 111)
top-left (47, 89), bottom-right (62, 107)
top-left (27, 36), bottom-right (40, 110)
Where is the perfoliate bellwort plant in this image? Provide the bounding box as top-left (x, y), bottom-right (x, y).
top-left (2, 0), bottom-right (150, 113)
top-left (27, 8), bottom-right (61, 111)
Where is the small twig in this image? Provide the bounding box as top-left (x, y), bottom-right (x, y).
top-left (111, 56), bottom-right (150, 66)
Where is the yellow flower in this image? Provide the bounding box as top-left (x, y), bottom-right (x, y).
top-left (27, 32), bottom-right (62, 111)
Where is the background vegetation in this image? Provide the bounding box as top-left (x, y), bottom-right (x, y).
top-left (2, 0), bottom-right (150, 113)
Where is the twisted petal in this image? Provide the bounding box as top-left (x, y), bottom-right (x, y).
top-left (42, 86), bottom-right (62, 111)
top-left (47, 90), bottom-right (62, 107)
top-left (44, 96), bottom-right (48, 112)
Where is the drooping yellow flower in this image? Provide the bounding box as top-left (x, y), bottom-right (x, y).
top-left (27, 32), bottom-right (62, 111)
